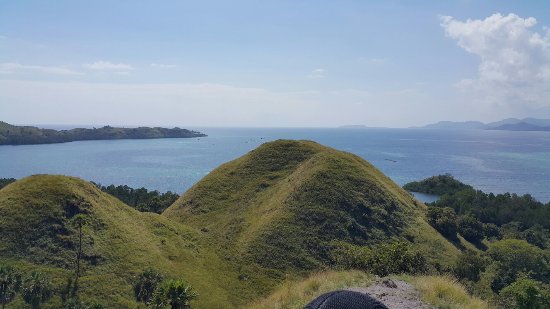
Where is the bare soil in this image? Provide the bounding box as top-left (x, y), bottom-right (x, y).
top-left (347, 279), bottom-right (433, 309)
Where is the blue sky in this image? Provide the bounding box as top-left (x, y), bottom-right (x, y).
top-left (1, 0), bottom-right (550, 127)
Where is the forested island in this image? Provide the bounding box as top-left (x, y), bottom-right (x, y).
top-left (0, 121), bottom-right (206, 145)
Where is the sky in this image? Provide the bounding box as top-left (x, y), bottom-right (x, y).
top-left (1, 0), bottom-right (550, 128)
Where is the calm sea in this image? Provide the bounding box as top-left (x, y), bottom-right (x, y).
top-left (1, 127), bottom-right (549, 202)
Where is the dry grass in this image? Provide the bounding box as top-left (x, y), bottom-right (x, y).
top-left (244, 270), bottom-right (374, 309)
top-left (411, 276), bottom-right (490, 309)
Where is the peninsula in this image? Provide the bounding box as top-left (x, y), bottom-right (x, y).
top-left (0, 121), bottom-right (206, 145)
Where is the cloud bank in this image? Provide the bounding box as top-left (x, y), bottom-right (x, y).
top-left (0, 62), bottom-right (83, 75)
top-left (440, 13), bottom-right (550, 110)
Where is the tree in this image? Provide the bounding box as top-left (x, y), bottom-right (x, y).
top-left (134, 268), bottom-right (164, 305)
top-left (0, 265), bottom-right (21, 309)
top-left (427, 206), bottom-right (458, 239)
top-left (151, 279), bottom-right (197, 309)
top-left (457, 215), bottom-right (484, 243)
top-left (72, 214), bottom-right (88, 290)
top-left (486, 239), bottom-right (549, 292)
top-left (499, 278), bottom-right (550, 309)
top-left (453, 250), bottom-right (487, 282)
top-left (21, 272), bottom-right (52, 309)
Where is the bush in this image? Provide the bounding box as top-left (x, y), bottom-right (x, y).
top-left (499, 278), bottom-right (550, 309)
top-left (453, 250), bottom-right (487, 282)
top-left (134, 268), bottom-right (164, 305)
top-left (151, 279), bottom-right (197, 309)
top-left (487, 239), bottom-right (549, 292)
top-left (457, 215), bottom-right (484, 243)
top-left (427, 206), bottom-right (458, 239)
top-left (330, 241), bottom-right (427, 277)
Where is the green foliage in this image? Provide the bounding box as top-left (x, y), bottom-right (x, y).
top-left (151, 279), bottom-right (197, 309)
top-left (434, 188), bottom-right (550, 229)
top-left (403, 174), bottom-right (472, 195)
top-left (134, 268), bottom-right (164, 305)
top-left (457, 215), bottom-right (484, 243)
top-left (0, 265), bottom-right (21, 308)
top-left (21, 272), bottom-right (52, 309)
top-left (486, 239), bottom-right (549, 292)
top-left (363, 242), bottom-right (427, 276)
top-left (427, 206), bottom-right (458, 239)
top-left (330, 241), bottom-right (427, 277)
top-left (93, 183), bottom-right (179, 214)
top-left (63, 298), bottom-right (105, 309)
top-left (0, 121), bottom-right (205, 146)
top-left (499, 278), bottom-right (550, 309)
top-left (453, 251), bottom-right (487, 282)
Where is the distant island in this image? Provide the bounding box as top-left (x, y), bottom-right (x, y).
top-left (0, 121), bottom-right (206, 145)
top-left (415, 117), bottom-right (550, 131)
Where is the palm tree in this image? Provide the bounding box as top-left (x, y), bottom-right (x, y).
top-left (21, 272), bottom-right (52, 309)
top-left (72, 214), bottom-right (88, 283)
top-left (134, 268), bottom-right (164, 305)
top-left (151, 279), bottom-right (197, 309)
top-left (0, 265), bottom-right (21, 309)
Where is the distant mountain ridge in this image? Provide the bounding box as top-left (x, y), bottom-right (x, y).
top-left (416, 118), bottom-right (550, 131)
top-left (0, 121), bottom-right (206, 145)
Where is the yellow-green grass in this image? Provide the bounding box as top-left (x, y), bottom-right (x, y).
top-left (410, 275), bottom-right (490, 309)
top-left (0, 175), bottom-right (249, 308)
top-left (245, 271), bottom-right (489, 309)
top-left (1, 140), bottom-right (464, 308)
top-left (164, 140), bottom-right (460, 275)
top-left (244, 270), bottom-right (374, 309)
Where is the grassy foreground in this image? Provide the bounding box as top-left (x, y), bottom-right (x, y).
top-left (245, 270), bottom-right (490, 309)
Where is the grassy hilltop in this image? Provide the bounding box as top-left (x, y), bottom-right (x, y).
top-left (0, 140), bottom-right (464, 308)
top-left (164, 140), bottom-right (458, 277)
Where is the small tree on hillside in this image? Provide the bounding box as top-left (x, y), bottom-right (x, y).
top-left (71, 214), bottom-right (88, 291)
top-left (0, 265), bottom-right (21, 309)
top-left (457, 215), bottom-right (484, 243)
top-left (427, 206), bottom-right (458, 239)
top-left (134, 268), bottom-right (164, 305)
top-left (21, 272), bottom-right (52, 309)
top-left (151, 279), bottom-right (197, 309)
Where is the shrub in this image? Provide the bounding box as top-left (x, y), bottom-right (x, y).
top-left (487, 239), bottom-right (549, 292)
top-left (151, 279), bottom-right (197, 309)
top-left (453, 250), bottom-right (487, 282)
top-left (499, 278), bottom-right (550, 309)
top-left (0, 265), bottom-right (22, 308)
top-left (134, 268), bottom-right (164, 305)
top-left (457, 215), bottom-right (484, 243)
top-left (21, 272), bottom-right (52, 309)
top-left (427, 206), bottom-right (458, 239)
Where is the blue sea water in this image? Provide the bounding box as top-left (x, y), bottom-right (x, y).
top-left (1, 127), bottom-right (549, 202)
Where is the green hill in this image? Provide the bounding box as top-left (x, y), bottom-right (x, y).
top-left (0, 121), bottom-right (205, 145)
top-left (0, 140), bottom-right (462, 308)
top-left (0, 175), bottom-right (249, 308)
top-left (164, 140), bottom-right (459, 279)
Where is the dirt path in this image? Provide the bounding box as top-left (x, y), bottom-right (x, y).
top-left (347, 279), bottom-right (433, 309)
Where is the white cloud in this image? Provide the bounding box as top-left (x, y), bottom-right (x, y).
top-left (440, 13), bottom-right (550, 108)
top-left (358, 57), bottom-right (386, 65)
top-left (83, 61), bottom-right (135, 71)
top-left (0, 62), bottom-right (83, 75)
top-left (308, 68), bottom-right (326, 78)
top-left (150, 63), bottom-right (177, 68)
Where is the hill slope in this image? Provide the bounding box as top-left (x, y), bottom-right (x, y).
top-left (0, 121), bottom-right (205, 145)
top-left (0, 175), bottom-right (248, 308)
top-left (164, 140), bottom-right (459, 279)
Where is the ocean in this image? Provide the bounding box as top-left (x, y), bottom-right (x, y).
top-left (1, 127), bottom-right (549, 202)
